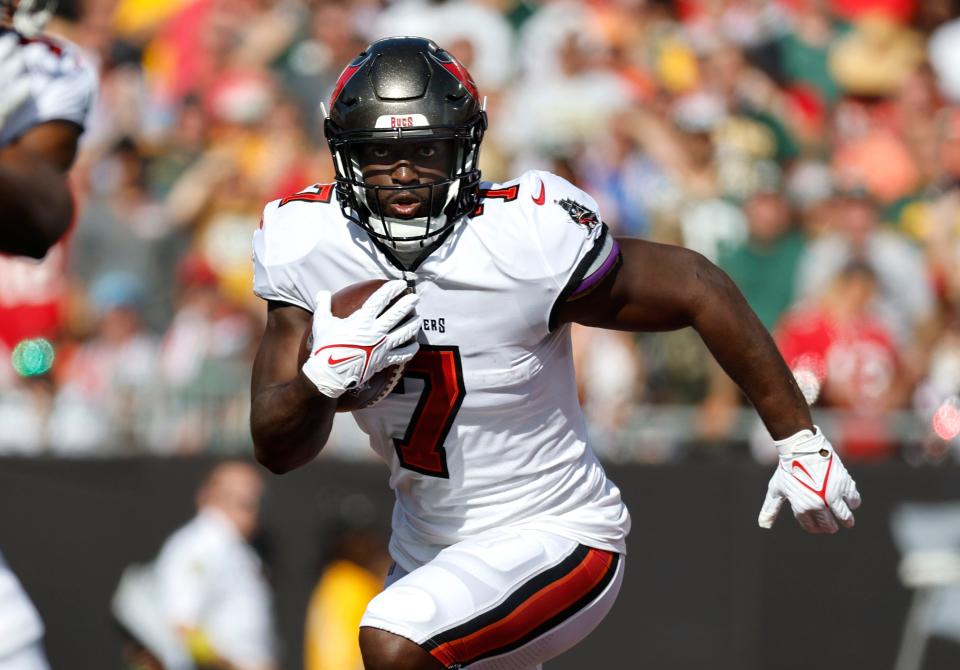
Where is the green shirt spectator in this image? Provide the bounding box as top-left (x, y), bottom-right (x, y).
top-left (718, 191), bottom-right (806, 331)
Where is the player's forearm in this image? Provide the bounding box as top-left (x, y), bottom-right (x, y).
top-left (690, 260), bottom-right (813, 440)
top-left (250, 372), bottom-right (337, 474)
top-left (0, 159), bottom-right (72, 258)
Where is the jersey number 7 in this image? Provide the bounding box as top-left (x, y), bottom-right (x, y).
top-left (393, 345), bottom-right (465, 478)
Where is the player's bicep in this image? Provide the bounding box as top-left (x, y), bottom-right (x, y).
top-left (0, 120), bottom-right (82, 172)
top-left (0, 142), bottom-right (74, 257)
top-left (251, 301), bottom-right (311, 397)
top-left (555, 237), bottom-right (708, 332)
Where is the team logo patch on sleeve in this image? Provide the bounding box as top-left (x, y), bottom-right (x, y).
top-left (557, 198), bottom-right (599, 230)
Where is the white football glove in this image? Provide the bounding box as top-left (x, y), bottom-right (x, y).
top-left (758, 426), bottom-right (862, 534)
top-left (0, 34), bottom-right (31, 128)
top-left (302, 279), bottom-right (420, 399)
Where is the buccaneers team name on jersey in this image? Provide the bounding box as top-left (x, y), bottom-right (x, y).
top-left (252, 170), bottom-right (630, 570)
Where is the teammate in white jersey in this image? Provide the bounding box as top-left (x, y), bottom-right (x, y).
top-left (0, 0), bottom-right (95, 258)
top-left (0, 3), bottom-right (95, 669)
top-left (250, 38), bottom-right (862, 670)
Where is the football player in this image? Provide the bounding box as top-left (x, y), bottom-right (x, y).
top-left (250, 37), bottom-right (861, 670)
top-left (0, 0), bottom-right (94, 257)
top-left (0, 3), bottom-right (95, 669)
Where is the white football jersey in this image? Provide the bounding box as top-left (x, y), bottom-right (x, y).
top-left (253, 170), bottom-right (631, 571)
top-left (0, 28), bottom-right (96, 147)
top-left (154, 510), bottom-right (276, 667)
top-left (0, 552), bottom-right (44, 657)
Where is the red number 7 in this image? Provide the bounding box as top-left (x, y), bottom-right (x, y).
top-left (393, 345), bottom-right (465, 478)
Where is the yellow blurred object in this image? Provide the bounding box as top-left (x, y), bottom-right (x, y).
top-left (829, 15), bottom-right (923, 96)
top-left (900, 200), bottom-right (929, 241)
top-left (141, 37), bottom-right (176, 99)
top-left (305, 560), bottom-right (383, 670)
top-left (183, 628), bottom-right (219, 666)
top-left (113, 0), bottom-right (193, 38)
top-left (713, 116), bottom-right (777, 160)
top-left (219, 263), bottom-right (256, 307)
top-left (657, 39), bottom-right (699, 94)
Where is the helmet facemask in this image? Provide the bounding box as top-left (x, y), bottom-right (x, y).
top-left (327, 116), bottom-right (485, 258)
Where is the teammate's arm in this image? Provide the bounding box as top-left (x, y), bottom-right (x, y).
top-left (0, 149), bottom-right (72, 258)
top-left (2, 119), bottom-right (83, 171)
top-left (0, 115), bottom-right (82, 259)
top-left (250, 302), bottom-right (338, 474)
top-left (556, 237), bottom-right (811, 440)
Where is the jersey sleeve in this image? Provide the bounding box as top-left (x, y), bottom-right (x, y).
top-left (251, 198), bottom-right (318, 312)
top-left (27, 41), bottom-right (97, 129)
top-left (522, 171), bottom-right (621, 331)
top-left (1, 34), bottom-right (97, 145)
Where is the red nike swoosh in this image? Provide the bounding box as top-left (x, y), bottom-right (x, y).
top-left (327, 354), bottom-right (361, 365)
top-left (532, 180), bottom-right (545, 205)
top-left (790, 455), bottom-right (833, 502)
top-left (315, 337), bottom-right (387, 379)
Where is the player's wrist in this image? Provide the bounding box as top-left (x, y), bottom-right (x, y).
top-left (300, 360), bottom-right (350, 399)
top-left (773, 425), bottom-right (829, 458)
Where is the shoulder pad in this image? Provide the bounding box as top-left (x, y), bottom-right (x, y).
top-left (257, 183), bottom-right (337, 267)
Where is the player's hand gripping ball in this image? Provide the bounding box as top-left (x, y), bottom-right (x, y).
top-left (299, 279), bottom-right (419, 411)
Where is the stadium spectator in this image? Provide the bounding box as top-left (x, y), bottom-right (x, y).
top-left (778, 260), bottom-right (903, 459)
top-left (795, 191), bottom-right (935, 347)
top-left (53, 271), bottom-right (157, 453)
top-left (155, 254), bottom-right (258, 454)
top-left (719, 183), bottom-right (805, 331)
top-left (69, 137), bottom-right (180, 328)
top-left (571, 324), bottom-right (645, 454)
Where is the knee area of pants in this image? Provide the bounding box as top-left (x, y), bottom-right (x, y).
top-left (365, 584), bottom-right (439, 625)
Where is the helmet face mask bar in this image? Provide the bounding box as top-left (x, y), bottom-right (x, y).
top-left (324, 37), bottom-right (487, 266)
top-left (327, 121), bottom-right (485, 251)
top-left (2, 0), bottom-right (57, 37)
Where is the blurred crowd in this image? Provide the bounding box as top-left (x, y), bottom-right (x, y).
top-left (1, 0), bottom-right (959, 462)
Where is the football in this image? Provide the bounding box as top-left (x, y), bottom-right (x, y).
top-left (298, 279), bottom-right (412, 412)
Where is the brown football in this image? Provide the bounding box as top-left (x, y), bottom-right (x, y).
top-left (298, 279), bottom-right (412, 412)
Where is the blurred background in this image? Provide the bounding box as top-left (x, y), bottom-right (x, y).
top-left (3, 0), bottom-right (960, 668)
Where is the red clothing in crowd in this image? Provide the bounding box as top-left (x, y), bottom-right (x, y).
top-left (777, 305), bottom-right (900, 460)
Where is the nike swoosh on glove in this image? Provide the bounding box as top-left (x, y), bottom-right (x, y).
top-left (0, 34), bottom-right (31, 127)
top-left (302, 279), bottom-right (420, 399)
top-left (758, 426), bottom-right (862, 534)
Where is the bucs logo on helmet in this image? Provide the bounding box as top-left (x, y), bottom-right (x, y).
top-left (324, 37), bottom-right (487, 267)
top-left (557, 198), bottom-right (600, 231)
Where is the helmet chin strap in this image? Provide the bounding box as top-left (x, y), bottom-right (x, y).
top-left (375, 213), bottom-right (466, 271)
top-left (375, 216), bottom-right (446, 251)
